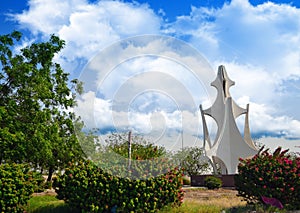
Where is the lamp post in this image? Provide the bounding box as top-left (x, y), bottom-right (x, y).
top-left (128, 130), bottom-right (132, 170)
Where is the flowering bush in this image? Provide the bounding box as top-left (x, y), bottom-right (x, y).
top-left (54, 160), bottom-right (184, 212)
top-left (0, 163), bottom-right (40, 213)
top-left (235, 146), bottom-right (300, 210)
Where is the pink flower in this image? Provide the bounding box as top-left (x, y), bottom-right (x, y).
top-left (263, 185), bottom-right (267, 189)
top-left (261, 196), bottom-right (283, 209)
top-left (290, 187), bottom-right (294, 191)
top-left (259, 177), bottom-right (263, 181)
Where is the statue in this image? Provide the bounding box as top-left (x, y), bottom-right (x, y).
top-left (200, 65), bottom-right (258, 174)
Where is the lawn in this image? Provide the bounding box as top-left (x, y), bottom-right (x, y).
top-left (26, 195), bottom-right (75, 213)
top-left (26, 188), bottom-right (249, 213)
top-left (26, 195), bottom-right (242, 213)
top-left (25, 188), bottom-right (288, 213)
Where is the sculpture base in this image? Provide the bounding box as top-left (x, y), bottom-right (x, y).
top-left (191, 174), bottom-right (236, 188)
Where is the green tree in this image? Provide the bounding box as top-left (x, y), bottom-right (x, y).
top-left (0, 31), bottom-right (91, 181)
top-left (104, 132), bottom-right (166, 160)
top-left (75, 120), bottom-right (99, 158)
top-left (173, 147), bottom-right (210, 176)
top-left (93, 133), bottom-right (169, 178)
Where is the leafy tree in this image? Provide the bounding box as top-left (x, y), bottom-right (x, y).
top-left (105, 132), bottom-right (166, 160)
top-left (75, 121), bottom-right (99, 158)
top-left (92, 133), bottom-right (170, 178)
top-left (173, 147), bottom-right (210, 176)
top-left (0, 31), bottom-right (92, 181)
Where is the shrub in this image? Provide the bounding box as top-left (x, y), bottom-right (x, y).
top-left (54, 160), bottom-right (184, 212)
top-left (204, 176), bottom-right (222, 189)
top-left (0, 163), bottom-right (39, 213)
top-left (172, 147), bottom-right (210, 176)
top-left (235, 146), bottom-right (300, 210)
top-left (31, 172), bottom-right (46, 192)
top-left (182, 176), bottom-right (191, 185)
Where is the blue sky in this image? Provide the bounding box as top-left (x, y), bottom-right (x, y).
top-left (1, 0), bottom-right (300, 152)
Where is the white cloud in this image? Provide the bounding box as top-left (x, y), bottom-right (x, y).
top-left (237, 96), bottom-right (300, 139)
top-left (170, 0), bottom-right (300, 79)
top-left (15, 0), bottom-right (85, 35)
top-left (75, 90), bottom-right (204, 150)
top-left (14, 0), bottom-right (162, 66)
top-left (12, 0), bottom-right (300, 146)
top-left (167, 0), bottom-right (300, 141)
top-left (75, 91), bottom-right (112, 129)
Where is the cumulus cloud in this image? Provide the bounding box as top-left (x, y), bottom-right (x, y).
top-left (237, 96), bottom-right (300, 139)
top-left (75, 89), bottom-right (204, 150)
top-left (14, 0), bottom-right (162, 71)
top-left (170, 0), bottom-right (300, 79)
top-left (168, 0), bottom-right (300, 140)
top-left (12, 0), bottom-right (300, 145)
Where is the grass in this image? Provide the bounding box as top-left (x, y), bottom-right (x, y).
top-left (25, 191), bottom-right (288, 213)
top-left (159, 201), bottom-right (225, 213)
top-left (27, 196), bottom-right (229, 213)
top-left (26, 194), bottom-right (245, 213)
top-left (159, 190), bottom-right (247, 213)
top-left (26, 195), bottom-right (76, 213)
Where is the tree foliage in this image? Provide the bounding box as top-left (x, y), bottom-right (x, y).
top-left (105, 132), bottom-right (166, 160)
top-left (92, 133), bottom-right (172, 179)
top-left (173, 147), bottom-right (210, 176)
top-left (0, 31), bottom-right (91, 181)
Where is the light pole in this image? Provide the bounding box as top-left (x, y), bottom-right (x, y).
top-left (128, 130), bottom-right (132, 170)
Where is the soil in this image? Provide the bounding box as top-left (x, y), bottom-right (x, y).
top-left (183, 187), bottom-right (239, 200)
top-left (33, 189), bottom-right (57, 196)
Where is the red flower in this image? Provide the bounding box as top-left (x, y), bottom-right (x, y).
top-left (259, 177), bottom-right (263, 181)
top-left (290, 187), bottom-right (294, 191)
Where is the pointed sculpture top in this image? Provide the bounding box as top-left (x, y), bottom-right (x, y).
top-left (211, 65), bottom-right (235, 99)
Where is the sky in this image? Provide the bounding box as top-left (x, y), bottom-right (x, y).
top-left (0, 0), bottom-right (300, 153)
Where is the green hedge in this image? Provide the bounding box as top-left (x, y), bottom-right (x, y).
top-left (204, 176), bottom-right (222, 189)
top-left (235, 146), bottom-right (300, 210)
top-left (54, 160), bottom-right (184, 212)
top-left (0, 163), bottom-right (40, 213)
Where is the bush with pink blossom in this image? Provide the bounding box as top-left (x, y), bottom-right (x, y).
top-left (235, 146), bottom-right (300, 210)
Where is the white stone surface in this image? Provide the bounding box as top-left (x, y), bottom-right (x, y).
top-left (200, 65), bottom-right (258, 174)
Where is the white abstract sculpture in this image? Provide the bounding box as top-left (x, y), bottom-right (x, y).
top-left (200, 65), bottom-right (258, 174)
